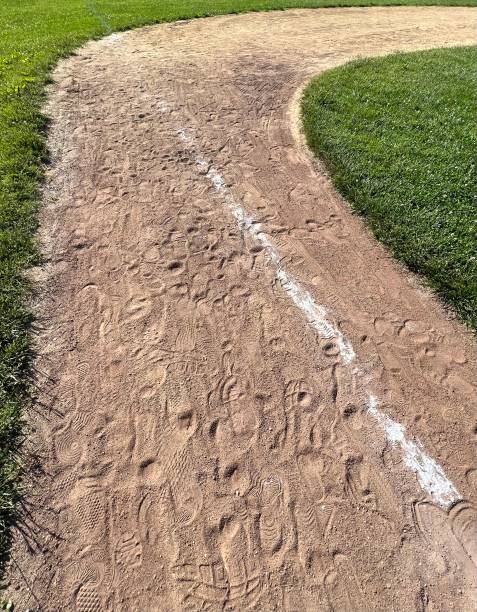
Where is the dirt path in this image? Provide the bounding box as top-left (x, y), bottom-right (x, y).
top-left (5, 7), bottom-right (477, 611)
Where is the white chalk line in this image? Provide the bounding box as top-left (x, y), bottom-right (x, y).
top-left (175, 125), bottom-right (461, 509)
top-left (367, 395), bottom-right (460, 508)
top-left (191, 137), bottom-right (355, 365)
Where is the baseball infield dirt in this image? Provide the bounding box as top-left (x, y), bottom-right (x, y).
top-left (5, 7), bottom-right (477, 611)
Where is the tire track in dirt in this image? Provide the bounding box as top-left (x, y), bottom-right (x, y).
top-left (5, 7), bottom-right (477, 611)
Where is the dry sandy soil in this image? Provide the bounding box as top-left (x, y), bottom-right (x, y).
top-left (4, 7), bottom-right (477, 611)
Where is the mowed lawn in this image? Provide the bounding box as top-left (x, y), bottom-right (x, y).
top-left (0, 0), bottom-right (476, 582)
top-left (302, 47), bottom-right (477, 329)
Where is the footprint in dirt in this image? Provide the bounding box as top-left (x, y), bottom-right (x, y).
top-left (414, 499), bottom-right (477, 581)
top-left (324, 553), bottom-right (366, 611)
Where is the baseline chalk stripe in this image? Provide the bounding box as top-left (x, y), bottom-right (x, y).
top-left (367, 394), bottom-right (460, 508)
top-left (198, 154), bottom-right (355, 364)
top-left (176, 126), bottom-right (461, 509)
top-left (231, 202), bottom-right (355, 364)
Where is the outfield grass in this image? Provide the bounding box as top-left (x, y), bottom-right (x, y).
top-left (302, 47), bottom-right (477, 329)
top-left (0, 0), bottom-right (476, 581)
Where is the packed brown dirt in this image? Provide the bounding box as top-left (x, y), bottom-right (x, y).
top-left (5, 7), bottom-right (477, 611)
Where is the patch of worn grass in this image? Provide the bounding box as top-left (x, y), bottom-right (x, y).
top-left (0, 0), bottom-right (476, 580)
top-left (302, 47), bottom-right (477, 329)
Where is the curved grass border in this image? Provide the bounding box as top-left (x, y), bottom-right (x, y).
top-left (0, 0), bottom-right (476, 584)
top-left (302, 46), bottom-right (477, 330)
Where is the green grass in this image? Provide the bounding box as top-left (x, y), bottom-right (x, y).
top-left (0, 0), bottom-right (476, 581)
top-left (303, 47), bottom-right (477, 329)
